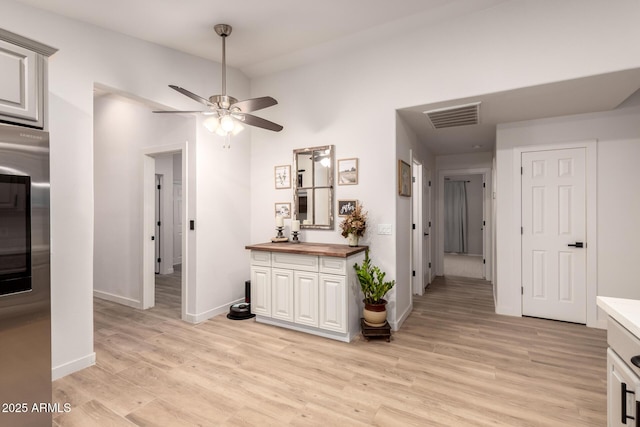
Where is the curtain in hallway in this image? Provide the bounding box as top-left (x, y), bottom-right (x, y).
top-left (444, 181), bottom-right (467, 253)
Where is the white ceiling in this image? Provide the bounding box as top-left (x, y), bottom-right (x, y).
top-left (12, 0), bottom-right (507, 77)
top-left (14, 0), bottom-right (640, 155)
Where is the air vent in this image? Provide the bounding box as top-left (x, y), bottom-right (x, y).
top-left (423, 102), bottom-right (481, 129)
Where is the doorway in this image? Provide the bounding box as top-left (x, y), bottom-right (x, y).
top-left (437, 168), bottom-right (492, 282)
top-left (143, 148), bottom-right (187, 320)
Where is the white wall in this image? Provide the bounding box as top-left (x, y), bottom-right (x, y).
top-left (1, 0), bottom-right (251, 378)
top-left (249, 0), bottom-right (640, 330)
top-left (495, 103), bottom-right (640, 325)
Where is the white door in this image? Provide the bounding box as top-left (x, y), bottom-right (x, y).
top-left (521, 148), bottom-right (586, 323)
top-left (412, 161), bottom-right (423, 295)
top-left (294, 271), bottom-right (319, 327)
top-left (319, 274), bottom-right (346, 333)
top-left (154, 174), bottom-right (162, 274)
top-left (250, 266), bottom-right (271, 316)
top-left (271, 268), bottom-right (294, 322)
top-left (173, 183), bottom-right (182, 265)
top-left (423, 168), bottom-right (431, 288)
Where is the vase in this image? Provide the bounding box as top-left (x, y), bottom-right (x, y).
top-left (363, 299), bottom-right (387, 327)
top-left (347, 233), bottom-right (359, 247)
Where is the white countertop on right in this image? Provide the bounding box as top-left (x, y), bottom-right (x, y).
top-left (597, 296), bottom-right (640, 339)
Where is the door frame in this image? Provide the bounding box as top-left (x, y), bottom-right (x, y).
top-left (512, 140), bottom-right (598, 327)
top-left (437, 168), bottom-right (492, 281)
top-left (142, 143), bottom-right (188, 320)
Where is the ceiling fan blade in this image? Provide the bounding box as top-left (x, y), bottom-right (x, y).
top-left (232, 96), bottom-right (278, 113)
top-left (241, 113), bottom-right (283, 132)
top-left (152, 110), bottom-right (204, 114)
top-left (169, 85), bottom-right (215, 107)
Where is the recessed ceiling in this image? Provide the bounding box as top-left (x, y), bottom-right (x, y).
top-left (398, 69), bottom-right (640, 155)
top-left (11, 0), bottom-right (508, 77)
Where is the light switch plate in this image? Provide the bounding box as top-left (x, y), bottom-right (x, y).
top-left (378, 224), bottom-right (392, 235)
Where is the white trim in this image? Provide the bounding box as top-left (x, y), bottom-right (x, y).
top-left (437, 167), bottom-right (492, 281)
top-left (93, 290), bottom-right (142, 309)
top-left (512, 140), bottom-right (598, 327)
top-left (411, 154), bottom-right (424, 296)
top-left (52, 352), bottom-right (96, 380)
top-left (183, 298), bottom-right (244, 324)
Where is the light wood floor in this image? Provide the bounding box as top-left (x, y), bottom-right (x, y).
top-left (52, 274), bottom-right (607, 426)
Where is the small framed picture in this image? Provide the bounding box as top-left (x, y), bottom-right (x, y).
top-left (398, 160), bottom-right (411, 197)
top-left (275, 165), bottom-right (291, 189)
top-left (338, 158), bottom-right (358, 185)
top-left (338, 200), bottom-right (358, 217)
top-left (275, 202), bottom-right (291, 219)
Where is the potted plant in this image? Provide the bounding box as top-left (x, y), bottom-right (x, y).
top-left (340, 204), bottom-right (367, 247)
top-left (353, 250), bottom-right (395, 327)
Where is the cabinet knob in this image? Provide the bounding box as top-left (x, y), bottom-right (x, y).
top-left (631, 355), bottom-right (640, 369)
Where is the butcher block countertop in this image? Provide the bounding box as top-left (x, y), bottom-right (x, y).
top-left (245, 242), bottom-right (367, 258)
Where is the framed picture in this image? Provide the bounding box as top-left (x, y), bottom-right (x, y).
top-left (338, 200), bottom-right (358, 217)
top-left (274, 165), bottom-right (291, 189)
top-left (275, 202), bottom-right (291, 219)
top-left (398, 160), bottom-right (411, 197)
top-left (338, 158), bottom-right (358, 185)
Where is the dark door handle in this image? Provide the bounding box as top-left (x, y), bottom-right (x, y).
top-left (567, 242), bottom-right (584, 248)
top-left (632, 355), bottom-right (640, 369)
top-left (424, 233), bottom-right (429, 236)
top-left (622, 382), bottom-right (636, 424)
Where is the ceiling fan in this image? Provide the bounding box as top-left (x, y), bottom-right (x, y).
top-left (153, 24), bottom-right (283, 135)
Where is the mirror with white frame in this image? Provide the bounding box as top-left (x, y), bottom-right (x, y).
top-left (293, 145), bottom-right (334, 229)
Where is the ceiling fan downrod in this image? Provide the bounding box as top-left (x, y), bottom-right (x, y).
top-left (214, 24), bottom-right (232, 98)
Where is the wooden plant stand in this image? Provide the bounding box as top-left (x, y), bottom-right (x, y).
top-left (360, 318), bottom-right (391, 342)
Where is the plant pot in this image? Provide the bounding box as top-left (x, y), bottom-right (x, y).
top-left (347, 233), bottom-right (359, 247)
top-left (363, 299), bottom-right (387, 327)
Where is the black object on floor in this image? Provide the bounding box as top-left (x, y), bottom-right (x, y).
top-left (227, 280), bottom-right (255, 320)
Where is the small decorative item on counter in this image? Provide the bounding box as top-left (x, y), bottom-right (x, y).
top-left (353, 249), bottom-right (395, 328)
top-left (340, 203), bottom-right (367, 247)
top-left (272, 214), bottom-right (288, 242)
top-left (291, 218), bottom-right (301, 243)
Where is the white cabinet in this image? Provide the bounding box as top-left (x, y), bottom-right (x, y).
top-left (0, 29), bottom-right (57, 129)
top-left (319, 273), bottom-right (346, 333)
top-left (250, 265), bottom-right (271, 317)
top-left (607, 348), bottom-right (639, 427)
top-left (272, 268), bottom-right (294, 322)
top-left (247, 243), bottom-right (365, 342)
top-left (294, 271), bottom-right (319, 327)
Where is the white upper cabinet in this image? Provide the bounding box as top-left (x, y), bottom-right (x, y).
top-left (0, 29), bottom-right (57, 129)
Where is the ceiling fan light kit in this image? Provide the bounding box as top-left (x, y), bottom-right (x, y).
top-left (153, 24), bottom-right (283, 138)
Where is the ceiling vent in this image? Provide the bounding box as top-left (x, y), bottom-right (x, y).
top-left (423, 102), bottom-right (481, 129)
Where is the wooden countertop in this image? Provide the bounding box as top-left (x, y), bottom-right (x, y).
top-left (245, 242), bottom-right (367, 258)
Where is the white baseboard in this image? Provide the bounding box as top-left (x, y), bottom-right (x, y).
top-left (52, 352), bottom-right (96, 380)
top-left (94, 290), bottom-right (142, 309)
top-left (495, 304), bottom-right (521, 317)
top-left (394, 303), bottom-right (413, 331)
top-left (183, 298), bottom-right (244, 324)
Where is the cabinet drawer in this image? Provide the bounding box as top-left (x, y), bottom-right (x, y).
top-left (272, 252), bottom-right (318, 272)
top-left (319, 257), bottom-right (347, 275)
top-left (250, 251), bottom-right (271, 267)
top-left (608, 318), bottom-right (640, 378)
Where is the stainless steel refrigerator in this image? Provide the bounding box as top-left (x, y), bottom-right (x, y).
top-left (0, 123), bottom-right (51, 426)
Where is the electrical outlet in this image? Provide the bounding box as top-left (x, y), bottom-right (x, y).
top-left (377, 224), bottom-right (392, 235)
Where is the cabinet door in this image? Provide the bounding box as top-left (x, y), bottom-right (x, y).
top-left (0, 39), bottom-right (41, 126)
top-left (250, 266), bottom-right (271, 316)
top-left (294, 271), bottom-right (319, 327)
top-left (319, 274), bottom-right (347, 333)
top-left (271, 268), bottom-right (294, 322)
top-left (608, 348), bottom-right (640, 427)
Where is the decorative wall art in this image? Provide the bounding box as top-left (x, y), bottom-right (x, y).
top-left (275, 202), bottom-right (291, 219)
top-left (398, 160), bottom-right (411, 197)
top-left (338, 200), bottom-right (358, 217)
top-left (274, 165), bottom-right (291, 189)
top-left (337, 158), bottom-right (358, 185)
